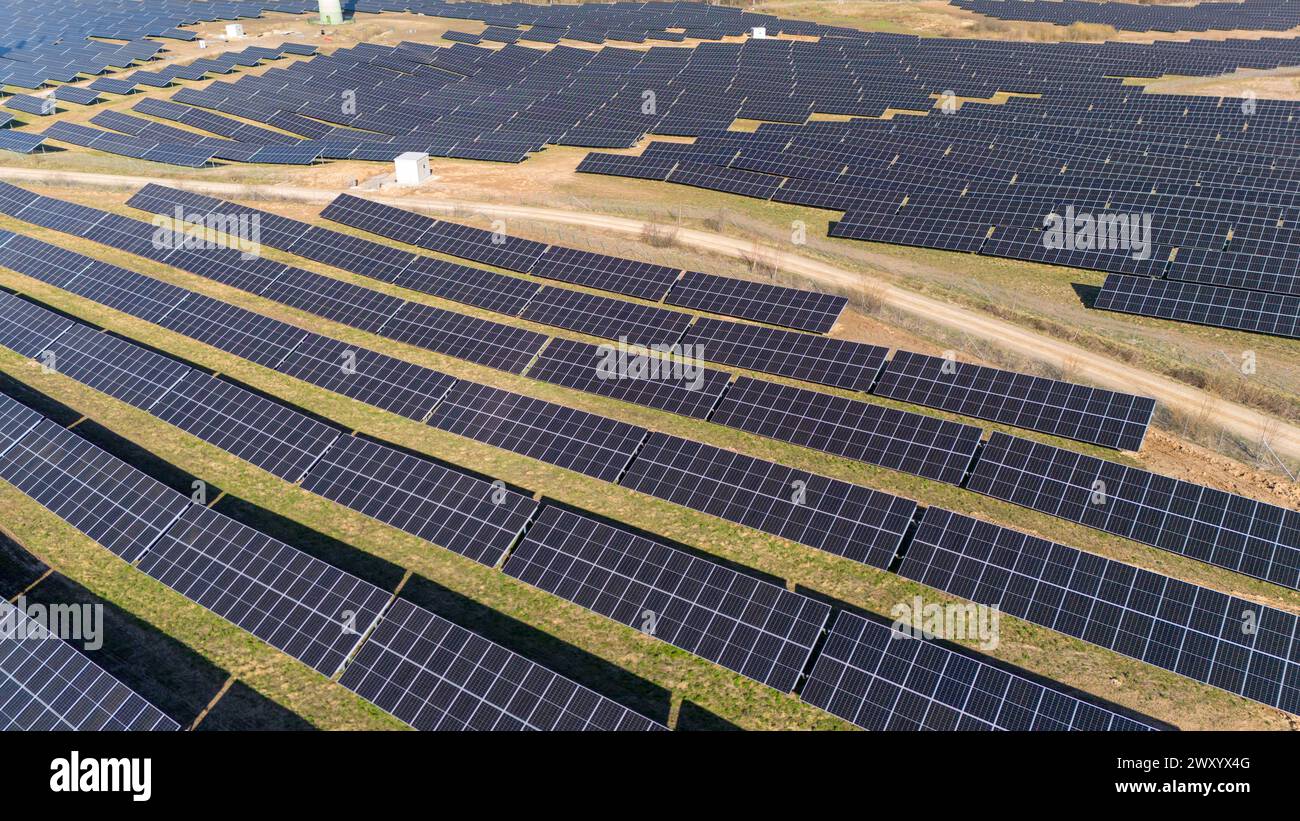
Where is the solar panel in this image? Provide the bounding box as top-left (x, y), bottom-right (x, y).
top-left (278, 336), bottom-right (457, 423)
top-left (0, 130), bottom-right (47, 154)
top-left (900, 507), bottom-right (1300, 715)
top-left (320, 194), bottom-right (547, 273)
top-left (137, 505), bottom-right (391, 677)
top-left (257, 268), bottom-right (405, 335)
top-left (0, 290), bottom-right (78, 358)
top-left (711, 377), bottom-right (983, 485)
top-left (1095, 274), bottom-right (1300, 339)
top-left (52, 86), bottom-right (102, 105)
top-left (338, 598), bottom-right (663, 731)
top-left (0, 392), bottom-right (45, 458)
top-left (519, 286), bottom-right (694, 348)
top-left (680, 316), bottom-right (888, 391)
top-left (666, 271), bottom-right (847, 334)
top-left (428, 381), bottom-right (648, 483)
top-left (0, 599), bottom-right (178, 731)
top-left (87, 77), bottom-right (138, 95)
top-left (530, 246), bottom-right (679, 301)
top-left (967, 432), bottom-right (1300, 591)
top-left (0, 419), bottom-right (190, 562)
top-left (41, 325), bottom-right (191, 412)
top-left (505, 506), bottom-right (831, 692)
top-left (299, 435), bottom-right (537, 567)
top-left (380, 301), bottom-right (548, 374)
top-left (155, 294), bottom-right (312, 369)
top-left (872, 350), bottom-right (1156, 451)
top-left (525, 337), bottom-right (731, 419)
top-left (802, 611), bottom-right (1158, 731)
top-left (151, 372), bottom-right (342, 483)
top-left (620, 432), bottom-right (917, 566)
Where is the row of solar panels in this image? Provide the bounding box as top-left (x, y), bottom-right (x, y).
top-left (951, 0), bottom-right (1300, 33)
top-left (128, 184), bottom-right (1155, 453)
top-left (0, 186), bottom-right (1121, 492)
top-left (0, 304), bottom-right (1161, 732)
top-left (0, 220), bottom-right (1295, 720)
top-left (0, 390), bottom-right (663, 732)
top-left (1, 598), bottom-right (179, 730)
top-left (2, 244), bottom-right (1292, 727)
top-left (0, 188), bottom-right (1291, 603)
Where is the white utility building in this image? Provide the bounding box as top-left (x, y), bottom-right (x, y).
top-left (395, 152), bottom-right (431, 186)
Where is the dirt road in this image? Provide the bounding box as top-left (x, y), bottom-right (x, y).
top-left (6, 166), bottom-right (1299, 464)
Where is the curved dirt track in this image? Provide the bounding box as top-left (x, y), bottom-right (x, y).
top-left (5, 166), bottom-right (1299, 463)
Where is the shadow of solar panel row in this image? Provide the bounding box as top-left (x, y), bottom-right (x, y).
top-left (620, 432), bottom-right (917, 567)
top-left (428, 381), bottom-right (648, 483)
top-left (968, 431), bottom-right (1300, 591)
top-left (0, 389), bottom-right (656, 731)
top-left (666, 271), bottom-right (847, 334)
top-left (712, 377), bottom-right (982, 485)
top-left (526, 337), bottom-right (731, 419)
top-left (681, 316), bottom-right (888, 392)
top-left (902, 507), bottom-right (1300, 714)
top-left (506, 506), bottom-right (831, 692)
top-left (1095, 274), bottom-right (1300, 339)
top-left (803, 610), bottom-right (1157, 731)
top-left (0, 599), bottom-right (178, 731)
top-left (872, 350), bottom-right (1156, 451)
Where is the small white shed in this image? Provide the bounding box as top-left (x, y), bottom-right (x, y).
top-left (224, 23), bottom-right (245, 39)
top-left (395, 151), bottom-right (431, 186)
top-left (751, 26), bottom-right (766, 39)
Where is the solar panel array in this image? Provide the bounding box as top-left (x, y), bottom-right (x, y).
top-left (138, 504), bottom-right (391, 676)
top-left (428, 381), bottom-right (648, 483)
top-left (621, 433), bottom-right (917, 567)
top-left (300, 435), bottom-right (538, 567)
top-left (952, 0), bottom-right (1300, 33)
top-left (0, 599), bottom-right (178, 731)
top-left (338, 598), bottom-right (662, 731)
top-left (968, 432), bottom-right (1300, 591)
top-left (525, 337), bottom-right (731, 420)
top-left (319, 192), bottom-right (847, 331)
top-left (0, 258), bottom-right (1181, 731)
top-left (119, 184), bottom-right (1158, 454)
top-left (900, 507), bottom-right (1300, 715)
top-left (873, 351), bottom-right (1156, 451)
top-left (803, 611), bottom-right (1155, 731)
top-left (506, 506), bottom-right (831, 692)
top-left (711, 377), bottom-right (983, 485)
top-left (0, 389), bottom-right (662, 732)
top-left (681, 317), bottom-right (887, 392)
